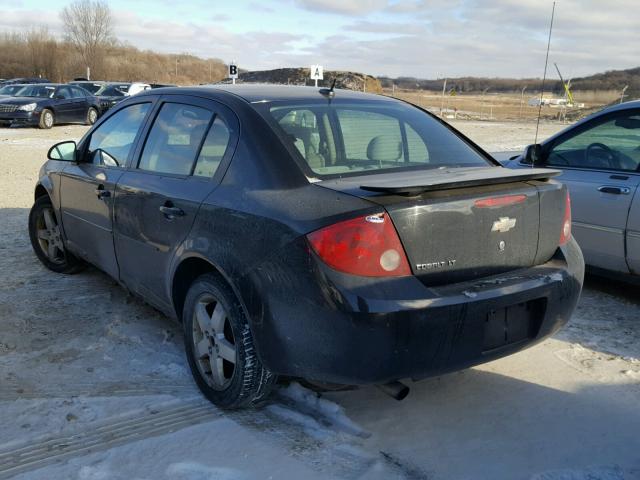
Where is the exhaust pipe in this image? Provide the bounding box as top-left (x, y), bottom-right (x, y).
top-left (376, 381), bottom-right (410, 401)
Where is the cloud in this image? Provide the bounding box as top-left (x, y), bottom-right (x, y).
top-left (292, 0), bottom-right (388, 15)
top-left (0, 0), bottom-right (637, 79)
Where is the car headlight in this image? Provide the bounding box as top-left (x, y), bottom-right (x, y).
top-left (18, 103), bottom-right (37, 112)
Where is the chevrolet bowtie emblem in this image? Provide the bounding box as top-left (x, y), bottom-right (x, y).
top-left (491, 217), bottom-right (517, 233)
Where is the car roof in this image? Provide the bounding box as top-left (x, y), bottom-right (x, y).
top-left (141, 84), bottom-right (397, 104)
top-left (597, 99), bottom-right (640, 114)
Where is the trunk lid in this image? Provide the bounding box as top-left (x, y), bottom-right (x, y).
top-left (318, 166), bottom-right (564, 285)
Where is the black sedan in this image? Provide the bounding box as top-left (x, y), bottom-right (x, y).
top-left (0, 77), bottom-right (50, 86)
top-left (29, 86), bottom-right (584, 408)
top-left (0, 83), bottom-right (101, 128)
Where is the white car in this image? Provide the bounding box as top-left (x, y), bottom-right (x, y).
top-left (127, 82), bottom-right (151, 96)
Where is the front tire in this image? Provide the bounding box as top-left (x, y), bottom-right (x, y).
top-left (39, 109), bottom-right (54, 129)
top-left (86, 107), bottom-right (98, 125)
top-left (28, 196), bottom-right (84, 274)
top-left (183, 273), bottom-right (275, 409)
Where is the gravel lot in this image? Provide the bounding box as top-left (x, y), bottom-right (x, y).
top-left (0, 122), bottom-right (638, 480)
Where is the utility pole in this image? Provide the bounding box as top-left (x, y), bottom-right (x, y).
top-left (175, 57), bottom-right (178, 79)
top-left (481, 87), bottom-right (489, 119)
top-left (440, 78), bottom-right (447, 118)
top-left (520, 85), bottom-right (527, 119)
top-left (620, 85), bottom-right (629, 104)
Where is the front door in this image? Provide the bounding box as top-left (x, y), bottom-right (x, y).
top-left (59, 101), bottom-right (154, 278)
top-left (114, 96), bottom-right (237, 310)
top-left (542, 109), bottom-right (640, 273)
top-left (627, 194), bottom-right (640, 274)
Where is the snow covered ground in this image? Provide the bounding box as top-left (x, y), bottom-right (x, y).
top-left (0, 123), bottom-right (638, 480)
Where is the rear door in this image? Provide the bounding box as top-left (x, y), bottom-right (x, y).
top-left (541, 109), bottom-right (640, 273)
top-left (113, 95), bottom-right (238, 309)
top-left (69, 86), bottom-right (91, 121)
top-left (53, 86), bottom-right (76, 122)
top-left (59, 101), bottom-right (154, 278)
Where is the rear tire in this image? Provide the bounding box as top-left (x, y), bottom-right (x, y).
top-left (183, 273), bottom-right (275, 409)
top-left (86, 107), bottom-right (98, 125)
top-left (39, 109), bottom-right (54, 129)
top-left (28, 196), bottom-right (84, 274)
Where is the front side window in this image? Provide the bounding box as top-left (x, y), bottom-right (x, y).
top-left (138, 103), bottom-right (212, 176)
top-left (264, 101), bottom-right (488, 178)
top-left (88, 103), bottom-right (151, 167)
top-left (547, 112), bottom-right (640, 171)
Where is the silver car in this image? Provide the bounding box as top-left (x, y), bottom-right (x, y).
top-left (503, 101), bottom-right (640, 282)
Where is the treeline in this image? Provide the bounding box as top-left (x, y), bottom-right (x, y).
top-left (0, 29), bottom-right (228, 85)
top-left (380, 66), bottom-right (639, 96)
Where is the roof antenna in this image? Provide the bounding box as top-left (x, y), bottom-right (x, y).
top-left (534, 1), bottom-right (556, 152)
top-left (319, 78), bottom-right (336, 98)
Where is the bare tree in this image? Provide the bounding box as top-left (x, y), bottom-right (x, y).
top-left (25, 28), bottom-right (60, 81)
top-left (61, 0), bottom-right (113, 78)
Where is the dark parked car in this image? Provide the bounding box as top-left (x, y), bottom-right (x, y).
top-left (0, 84), bottom-right (100, 128)
top-left (69, 81), bottom-right (129, 114)
top-left (502, 101), bottom-right (640, 283)
top-left (0, 77), bottom-right (50, 86)
top-left (0, 84), bottom-right (26, 98)
top-left (29, 86), bottom-right (584, 408)
top-left (68, 80), bottom-right (107, 95)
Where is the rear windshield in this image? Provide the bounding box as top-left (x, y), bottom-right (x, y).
top-left (0, 85), bottom-right (23, 95)
top-left (73, 83), bottom-right (102, 94)
top-left (260, 100), bottom-right (490, 178)
top-left (96, 85), bottom-right (128, 96)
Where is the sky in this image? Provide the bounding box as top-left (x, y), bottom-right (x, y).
top-left (0, 0), bottom-right (638, 79)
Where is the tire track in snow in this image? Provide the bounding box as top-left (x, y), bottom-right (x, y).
top-left (0, 401), bottom-right (219, 479)
top-left (0, 380), bottom-right (197, 401)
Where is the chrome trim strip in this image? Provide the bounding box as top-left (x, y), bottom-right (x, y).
top-left (572, 221), bottom-right (623, 235)
top-left (628, 230), bottom-right (640, 239)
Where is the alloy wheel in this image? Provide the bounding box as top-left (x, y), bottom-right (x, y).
top-left (36, 207), bottom-right (65, 264)
top-left (192, 294), bottom-right (237, 390)
top-left (88, 109), bottom-right (98, 124)
top-left (43, 111), bottom-right (53, 128)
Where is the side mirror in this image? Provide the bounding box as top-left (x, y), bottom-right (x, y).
top-left (48, 141), bottom-right (77, 162)
top-left (523, 144), bottom-right (543, 165)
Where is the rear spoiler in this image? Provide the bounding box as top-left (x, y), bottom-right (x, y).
top-left (359, 167), bottom-right (561, 196)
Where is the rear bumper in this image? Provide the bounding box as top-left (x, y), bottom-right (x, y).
top-left (242, 237), bottom-right (584, 385)
top-left (0, 111), bottom-right (39, 126)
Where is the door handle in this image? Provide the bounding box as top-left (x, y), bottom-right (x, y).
top-left (95, 185), bottom-right (111, 199)
top-left (598, 185), bottom-right (631, 195)
top-left (159, 204), bottom-right (185, 219)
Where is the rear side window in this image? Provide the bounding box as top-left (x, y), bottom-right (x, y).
top-left (138, 103), bottom-right (212, 176)
top-left (193, 117), bottom-right (231, 178)
top-left (265, 101), bottom-right (488, 178)
top-left (88, 103), bottom-right (151, 167)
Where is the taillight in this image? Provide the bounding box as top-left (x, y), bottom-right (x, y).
top-left (474, 195), bottom-right (526, 208)
top-left (559, 190), bottom-right (571, 245)
top-left (307, 213), bottom-right (411, 277)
